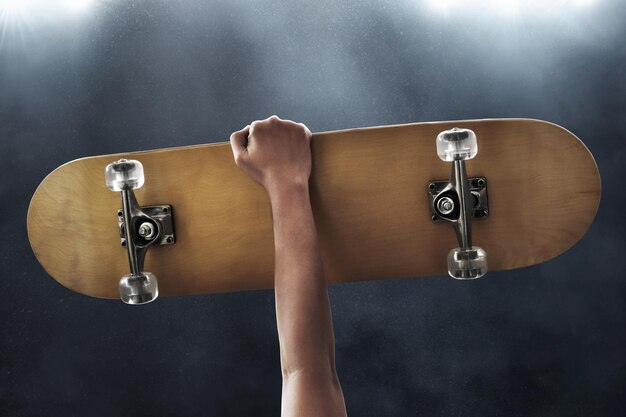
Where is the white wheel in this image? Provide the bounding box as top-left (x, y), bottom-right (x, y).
top-left (105, 159), bottom-right (145, 191)
top-left (436, 128), bottom-right (478, 162)
top-left (119, 272), bottom-right (158, 305)
top-left (447, 246), bottom-right (487, 280)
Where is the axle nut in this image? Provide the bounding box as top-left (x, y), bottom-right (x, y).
top-left (138, 222), bottom-right (156, 240)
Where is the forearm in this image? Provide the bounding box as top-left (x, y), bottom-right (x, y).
top-left (230, 117), bottom-right (346, 416)
top-left (269, 182), bottom-right (337, 377)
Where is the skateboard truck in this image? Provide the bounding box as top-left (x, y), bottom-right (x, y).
top-left (428, 128), bottom-right (489, 279)
top-left (105, 159), bottom-right (175, 305)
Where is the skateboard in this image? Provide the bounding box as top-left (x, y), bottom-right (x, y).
top-left (27, 119), bottom-right (601, 304)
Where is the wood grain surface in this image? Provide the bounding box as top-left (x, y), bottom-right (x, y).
top-left (27, 119), bottom-right (601, 299)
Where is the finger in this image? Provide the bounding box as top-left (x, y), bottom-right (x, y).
top-left (229, 125), bottom-right (250, 161)
top-left (281, 117), bottom-right (309, 133)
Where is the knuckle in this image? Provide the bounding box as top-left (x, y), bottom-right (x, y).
top-left (250, 120), bottom-right (263, 133)
top-left (267, 115), bottom-right (281, 126)
top-left (298, 123), bottom-right (310, 137)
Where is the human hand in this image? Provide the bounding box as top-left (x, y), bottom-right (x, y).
top-left (229, 115), bottom-right (313, 197)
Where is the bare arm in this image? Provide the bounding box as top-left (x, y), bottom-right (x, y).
top-left (230, 115), bottom-right (347, 417)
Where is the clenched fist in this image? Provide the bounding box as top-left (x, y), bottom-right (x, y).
top-left (229, 115), bottom-right (312, 197)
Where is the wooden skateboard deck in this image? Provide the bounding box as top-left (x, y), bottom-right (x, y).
top-left (27, 119), bottom-right (601, 299)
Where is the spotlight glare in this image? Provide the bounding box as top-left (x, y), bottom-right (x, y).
top-left (0, 0), bottom-right (32, 15)
top-left (423, 0), bottom-right (598, 17)
top-left (428, 0), bottom-right (452, 13)
top-left (572, 0), bottom-right (595, 6)
top-left (496, 0), bottom-right (520, 15)
top-left (64, 0), bottom-right (93, 13)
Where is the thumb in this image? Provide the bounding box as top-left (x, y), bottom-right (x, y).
top-left (229, 125), bottom-right (250, 161)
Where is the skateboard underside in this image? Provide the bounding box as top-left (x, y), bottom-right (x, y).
top-left (27, 119), bottom-right (601, 299)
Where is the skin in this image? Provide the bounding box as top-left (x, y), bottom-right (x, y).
top-left (230, 115), bottom-right (348, 417)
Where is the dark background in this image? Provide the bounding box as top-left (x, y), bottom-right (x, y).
top-left (1, 0), bottom-right (624, 415)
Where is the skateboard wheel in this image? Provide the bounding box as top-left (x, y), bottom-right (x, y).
top-left (436, 128), bottom-right (478, 161)
top-left (105, 159), bottom-right (145, 191)
top-left (447, 246), bottom-right (487, 280)
top-left (119, 272), bottom-right (158, 305)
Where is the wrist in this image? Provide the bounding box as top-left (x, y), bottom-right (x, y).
top-left (266, 180), bottom-right (310, 207)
